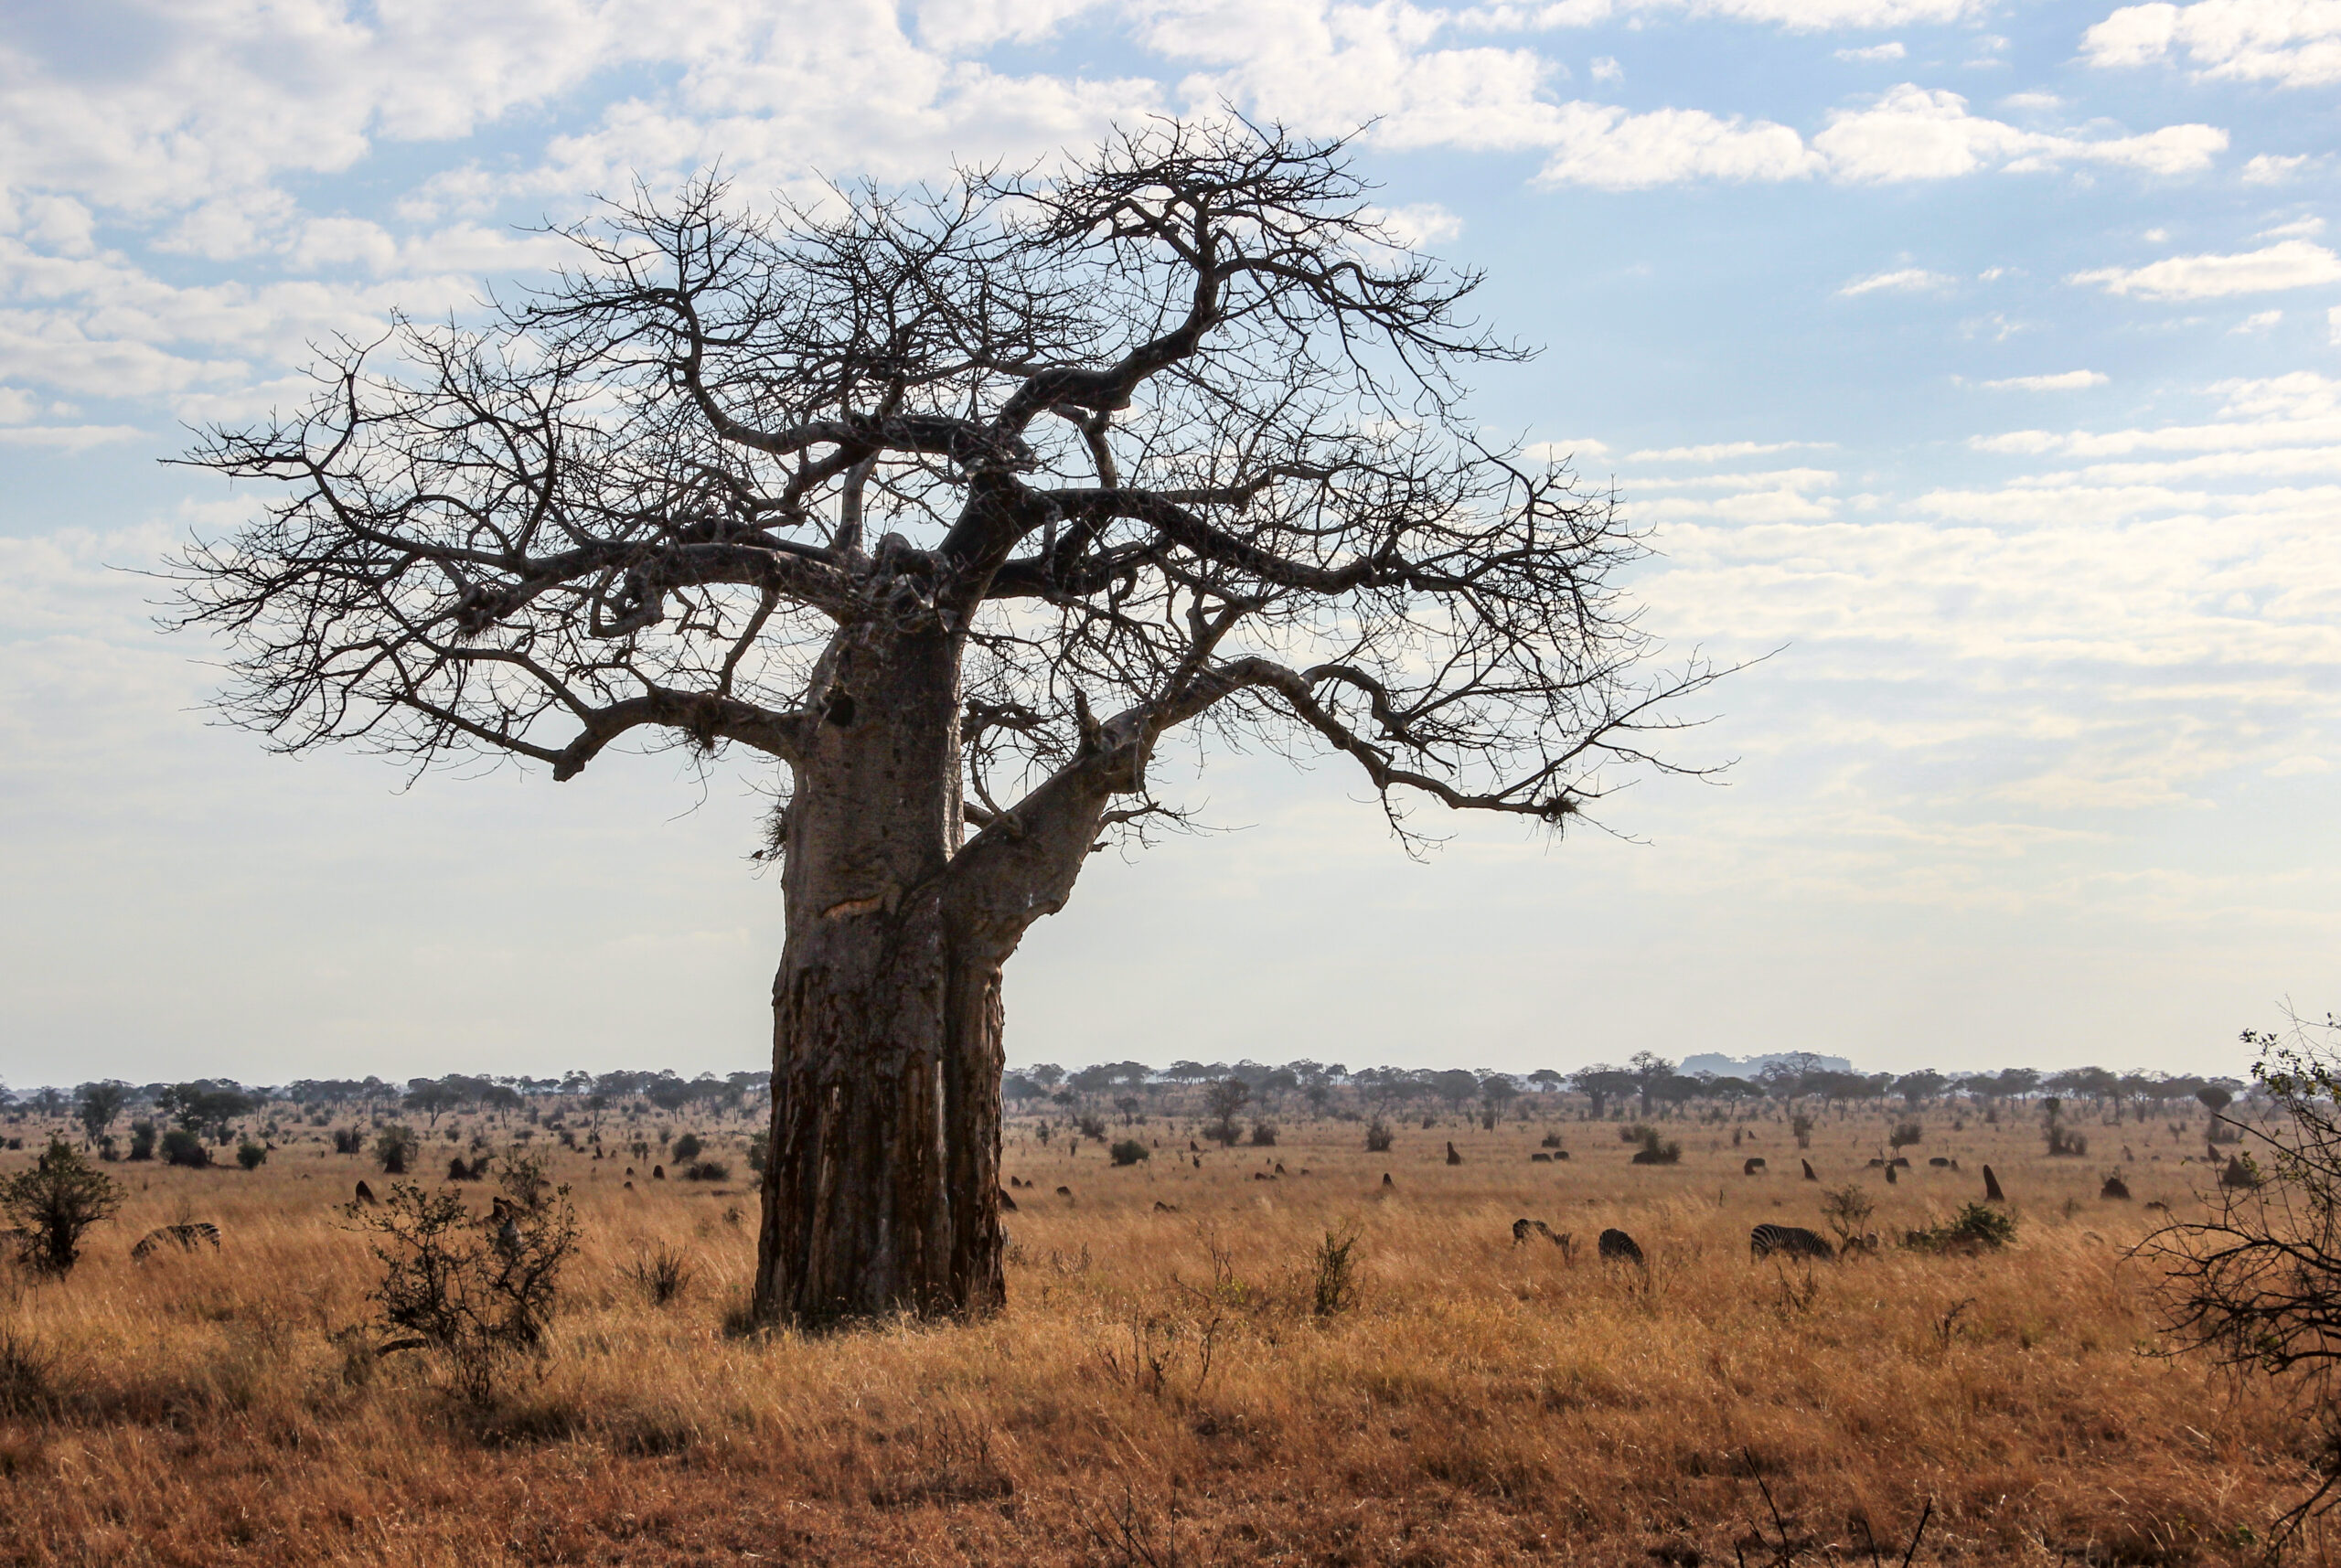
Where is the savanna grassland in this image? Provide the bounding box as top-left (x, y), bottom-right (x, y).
top-left (0, 1104), bottom-right (2320, 1567)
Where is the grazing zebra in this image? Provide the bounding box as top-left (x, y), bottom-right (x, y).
top-left (131, 1221), bottom-right (221, 1261)
top-left (1748, 1223), bottom-right (1833, 1262)
top-left (1513, 1219), bottom-right (1575, 1256)
top-left (1598, 1227), bottom-right (1644, 1264)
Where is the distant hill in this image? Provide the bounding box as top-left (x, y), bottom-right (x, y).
top-left (1678, 1051), bottom-right (1854, 1078)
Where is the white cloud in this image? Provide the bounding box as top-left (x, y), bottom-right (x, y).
top-left (2244, 153), bottom-right (2316, 184)
top-left (1590, 54), bottom-right (1623, 80)
top-left (1367, 203), bottom-right (1467, 246)
top-left (1972, 373), bottom-right (2341, 458)
top-left (1983, 370), bottom-right (2110, 390)
top-left (2259, 217), bottom-right (2326, 240)
top-left (1835, 41), bottom-right (1908, 61)
top-left (1812, 85), bottom-right (2226, 182)
top-left (1464, 0), bottom-right (1994, 28)
top-left (2084, 0), bottom-right (2341, 89)
top-left (1839, 266), bottom-right (1955, 294)
top-left (2234, 308), bottom-right (2284, 334)
top-left (1626, 440), bottom-right (1830, 461)
top-left (1534, 102), bottom-right (1819, 188)
top-left (2070, 240), bottom-right (2341, 300)
top-left (0, 423), bottom-right (147, 451)
top-left (2331, 304), bottom-right (2341, 345)
top-left (1533, 82), bottom-right (2227, 188)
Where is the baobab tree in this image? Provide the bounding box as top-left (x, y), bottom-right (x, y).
top-left (173, 119), bottom-right (1716, 1329)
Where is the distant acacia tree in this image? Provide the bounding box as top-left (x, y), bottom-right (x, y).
top-left (172, 120), bottom-right (1713, 1329)
top-left (75, 1082), bottom-right (129, 1145)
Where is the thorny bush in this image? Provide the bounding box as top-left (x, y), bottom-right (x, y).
top-left (344, 1147), bottom-right (579, 1402)
top-left (2144, 1008), bottom-right (2341, 1543)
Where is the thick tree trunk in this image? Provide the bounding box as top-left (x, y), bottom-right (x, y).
top-left (752, 625), bottom-right (1010, 1328)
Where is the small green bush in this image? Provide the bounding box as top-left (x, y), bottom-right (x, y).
top-left (235, 1140), bottom-right (268, 1170)
top-left (0, 1138), bottom-right (123, 1273)
top-left (671, 1133), bottom-right (703, 1161)
top-left (1109, 1139), bottom-right (1149, 1167)
top-left (1908, 1202), bottom-right (2017, 1252)
top-left (162, 1128), bottom-right (210, 1168)
top-left (680, 1159), bottom-right (731, 1181)
top-left (1364, 1119), bottom-right (1394, 1152)
top-left (126, 1121), bottom-right (156, 1162)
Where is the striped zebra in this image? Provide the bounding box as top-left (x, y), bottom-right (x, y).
top-left (131, 1221), bottom-right (221, 1261)
top-left (1598, 1227), bottom-right (1644, 1264)
top-left (1748, 1223), bottom-right (1833, 1262)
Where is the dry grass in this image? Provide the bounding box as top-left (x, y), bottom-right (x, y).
top-left (0, 1111), bottom-right (2321, 1566)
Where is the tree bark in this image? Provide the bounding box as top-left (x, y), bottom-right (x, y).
top-left (752, 624), bottom-right (1010, 1328)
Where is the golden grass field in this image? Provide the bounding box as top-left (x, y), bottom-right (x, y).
top-left (0, 1104), bottom-right (2319, 1567)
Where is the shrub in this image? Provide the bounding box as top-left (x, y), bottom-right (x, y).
top-left (1364, 1119), bottom-right (1395, 1153)
top-left (1889, 1121), bottom-right (1923, 1148)
top-left (671, 1133), bottom-right (703, 1161)
top-left (1310, 1224), bottom-right (1362, 1319)
top-left (332, 1127), bottom-right (364, 1155)
top-left (161, 1128), bottom-right (210, 1168)
top-left (1629, 1126), bottom-right (1681, 1166)
top-left (1820, 1183), bottom-right (1876, 1251)
top-left (1791, 1113), bottom-right (1814, 1149)
top-left (347, 1156), bottom-right (580, 1403)
top-left (0, 1324), bottom-right (56, 1415)
top-left (2047, 1123), bottom-right (2089, 1157)
top-left (375, 1124), bottom-right (419, 1175)
top-left (235, 1140), bottom-right (268, 1170)
top-left (680, 1160), bottom-right (731, 1181)
top-left (0, 1138), bottom-right (123, 1274)
top-left (1075, 1115), bottom-right (1107, 1141)
top-left (1248, 1123), bottom-right (1278, 1147)
top-left (1908, 1202), bottom-right (2017, 1252)
top-left (625, 1245), bottom-right (694, 1307)
top-left (126, 1120), bottom-right (156, 1162)
top-left (1109, 1139), bottom-right (1149, 1167)
top-left (1540, 1132), bottom-right (1566, 1149)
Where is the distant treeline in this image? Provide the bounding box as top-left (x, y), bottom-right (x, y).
top-left (0, 1053), bottom-right (2251, 1145)
top-left (999, 1052), bottom-right (2250, 1120)
top-left (0, 1069), bottom-right (773, 1143)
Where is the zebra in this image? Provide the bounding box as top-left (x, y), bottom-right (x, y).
top-left (1749, 1223), bottom-right (1833, 1261)
top-left (1513, 1219), bottom-right (1576, 1258)
top-left (131, 1221), bottom-right (221, 1261)
top-left (1598, 1227), bottom-right (1644, 1264)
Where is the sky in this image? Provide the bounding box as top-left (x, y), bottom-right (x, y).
top-left (0, 0), bottom-right (2336, 1089)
